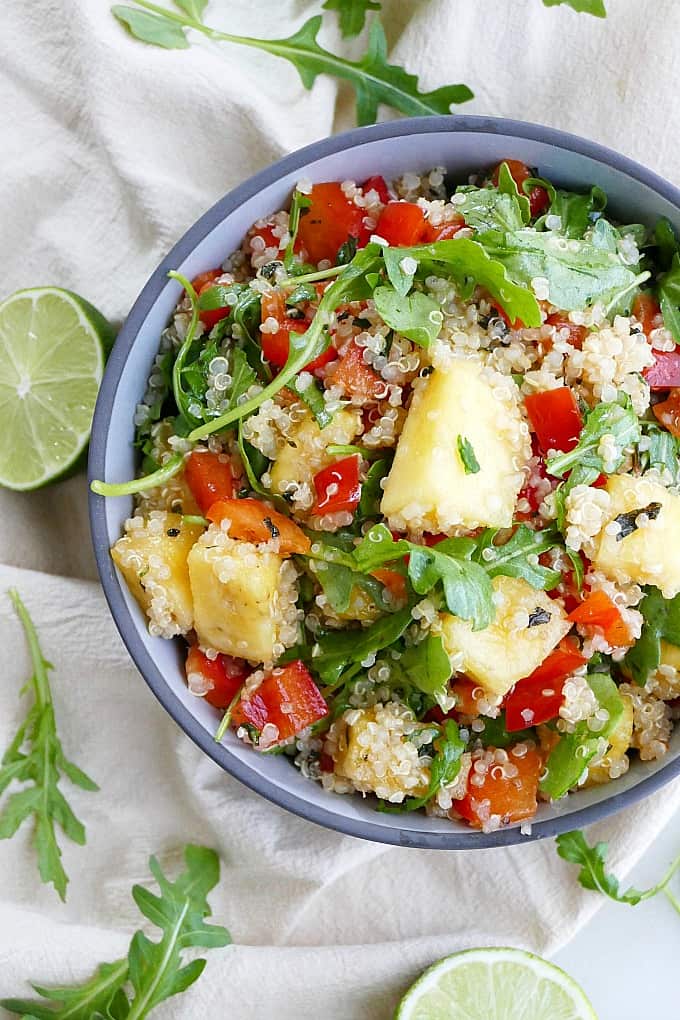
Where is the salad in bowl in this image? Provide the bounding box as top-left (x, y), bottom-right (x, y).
top-left (96, 155), bottom-right (680, 835)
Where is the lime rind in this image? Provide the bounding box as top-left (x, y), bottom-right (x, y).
top-left (395, 947), bottom-right (598, 1020)
top-left (0, 287), bottom-right (114, 491)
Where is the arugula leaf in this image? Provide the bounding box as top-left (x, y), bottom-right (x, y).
top-left (456, 435), bottom-right (480, 475)
top-left (310, 556), bottom-right (389, 615)
top-left (322, 0), bottom-right (381, 37)
top-left (372, 285), bottom-right (443, 347)
top-left (547, 397), bottom-right (641, 479)
top-left (557, 830), bottom-right (680, 906)
top-left (0, 590), bottom-right (98, 901)
top-left (539, 673), bottom-right (624, 799)
top-left (654, 218), bottom-right (678, 270)
top-left (472, 524), bottom-right (563, 590)
top-left (658, 252), bottom-right (680, 344)
top-left (112, 5), bottom-right (190, 47)
top-left (312, 607), bottom-right (413, 686)
top-left (358, 457), bottom-right (391, 519)
top-left (399, 634), bottom-right (452, 697)
top-left (480, 229), bottom-right (640, 311)
top-left (542, 0), bottom-right (606, 15)
top-left (547, 187), bottom-right (607, 239)
top-left (173, 0), bottom-right (207, 18)
top-left (496, 162), bottom-right (531, 224)
top-left (113, 8), bottom-right (473, 126)
top-left (475, 713), bottom-right (534, 749)
top-left (623, 586), bottom-right (680, 685)
top-left (1, 844), bottom-right (230, 1019)
top-left (642, 424), bottom-right (680, 484)
top-left (454, 185), bottom-right (526, 234)
top-left (383, 719), bottom-right (466, 812)
top-left (382, 237), bottom-right (542, 326)
top-left (284, 189), bottom-right (312, 269)
top-left (293, 375), bottom-right (333, 428)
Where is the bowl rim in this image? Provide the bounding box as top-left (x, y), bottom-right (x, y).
top-left (89, 113), bottom-right (680, 850)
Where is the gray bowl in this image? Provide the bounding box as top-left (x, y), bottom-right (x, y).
top-left (89, 115), bottom-right (680, 849)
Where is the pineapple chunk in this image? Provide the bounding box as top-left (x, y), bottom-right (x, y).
top-left (592, 475), bottom-right (680, 598)
top-left (111, 511), bottom-right (204, 638)
top-left (333, 703), bottom-right (430, 803)
top-left (381, 359), bottom-right (530, 533)
top-left (187, 527), bottom-right (298, 664)
top-left (269, 408), bottom-right (361, 501)
top-left (586, 693), bottom-right (634, 786)
top-left (440, 575), bottom-right (571, 698)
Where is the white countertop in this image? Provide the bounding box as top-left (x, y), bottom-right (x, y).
top-left (553, 805), bottom-right (679, 1019)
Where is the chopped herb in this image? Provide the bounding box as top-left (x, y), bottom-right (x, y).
top-left (263, 516), bottom-right (280, 538)
top-left (614, 501), bottom-right (662, 541)
top-left (456, 435), bottom-right (480, 474)
top-left (528, 607), bottom-right (552, 627)
top-left (166, 527), bottom-right (181, 537)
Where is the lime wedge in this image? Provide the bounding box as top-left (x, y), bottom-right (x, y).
top-left (0, 287), bottom-right (114, 490)
top-left (395, 947), bottom-right (597, 1020)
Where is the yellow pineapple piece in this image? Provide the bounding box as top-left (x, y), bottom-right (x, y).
top-left (269, 408), bottom-right (361, 502)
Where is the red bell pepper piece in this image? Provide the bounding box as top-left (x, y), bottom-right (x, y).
top-left (505, 641), bottom-right (587, 731)
top-left (185, 646), bottom-right (248, 709)
top-left (545, 313), bottom-right (587, 349)
top-left (455, 746), bottom-right (543, 828)
top-left (644, 350), bottom-right (680, 390)
top-left (374, 201), bottom-right (427, 246)
top-left (421, 216), bottom-right (467, 243)
top-left (192, 270), bottom-right (231, 330)
top-left (295, 182), bottom-right (366, 265)
top-left (206, 497), bottom-right (311, 556)
top-left (524, 387), bottom-right (583, 456)
top-left (361, 175), bottom-right (390, 205)
top-left (260, 292), bottom-right (337, 374)
top-left (185, 450), bottom-right (234, 515)
top-left (325, 341), bottom-right (385, 401)
top-left (231, 660), bottom-right (328, 743)
top-left (568, 590), bottom-right (631, 647)
top-left (491, 159), bottom-right (550, 218)
top-left (653, 388), bottom-right (680, 437)
top-left (313, 455), bottom-right (361, 515)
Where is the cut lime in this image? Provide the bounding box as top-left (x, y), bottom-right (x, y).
top-left (0, 287), bottom-right (114, 491)
top-left (395, 947), bottom-right (597, 1020)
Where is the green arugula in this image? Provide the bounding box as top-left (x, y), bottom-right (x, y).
top-left (454, 184), bottom-right (526, 234)
top-left (623, 587), bottom-right (680, 686)
top-left (472, 524), bottom-right (563, 590)
top-left (311, 606), bottom-right (414, 686)
top-left (112, 5), bottom-right (473, 126)
top-left (1, 844), bottom-right (231, 1019)
top-left (382, 719), bottom-right (466, 812)
top-left (0, 591), bottom-right (98, 901)
top-left (475, 712), bottom-right (535, 749)
top-left (372, 285), bottom-right (443, 347)
top-left (456, 435), bottom-right (480, 475)
top-left (399, 633), bottom-right (452, 697)
top-left (542, 0), bottom-right (606, 14)
top-left (539, 673), bottom-right (624, 799)
top-left (480, 229), bottom-right (645, 311)
top-left (547, 396), bottom-right (641, 479)
top-left (91, 453), bottom-right (184, 498)
top-left (284, 189), bottom-right (312, 269)
top-left (323, 0), bottom-right (381, 38)
top-left (658, 253), bottom-right (680, 344)
top-left (359, 457), bottom-right (391, 519)
top-left (641, 424), bottom-right (680, 484)
top-left (547, 186), bottom-right (607, 239)
top-left (496, 162), bottom-right (531, 223)
top-left (557, 830), bottom-right (680, 905)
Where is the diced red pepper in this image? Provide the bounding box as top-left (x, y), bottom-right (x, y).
top-left (370, 568), bottom-right (408, 604)
top-left (568, 590), bottom-right (631, 647)
top-left (313, 455), bottom-right (361, 515)
top-left (455, 746), bottom-right (543, 828)
top-left (644, 350), bottom-right (680, 390)
top-left (505, 641), bottom-right (586, 732)
top-left (545, 313), bottom-right (587, 350)
top-left (374, 201), bottom-right (427, 246)
top-left (450, 677), bottom-right (484, 716)
top-left (491, 160), bottom-right (550, 218)
top-left (421, 216), bottom-right (467, 243)
top-left (191, 270), bottom-right (231, 330)
top-left (423, 533), bottom-right (448, 547)
top-left (260, 292), bottom-right (337, 374)
top-left (185, 646), bottom-right (248, 709)
top-left (185, 450), bottom-right (234, 515)
top-left (361, 175), bottom-right (391, 205)
top-left (325, 341), bottom-right (385, 401)
top-left (632, 293), bottom-right (662, 338)
top-left (231, 660), bottom-right (328, 743)
top-left (653, 388), bottom-right (680, 437)
top-left (295, 182), bottom-right (366, 265)
top-left (524, 387), bottom-right (583, 456)
top-left (206, 497), bottom-right (311, 556)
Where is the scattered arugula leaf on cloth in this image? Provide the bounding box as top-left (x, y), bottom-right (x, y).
top-left (556, 830), bottom-right (680, 908)
top-left (1, 844), bottom-right (231, 1018)
top-left (323, 0), bottom-right (381, 37)
top-left (543, 0), bottom-right (606, 14)
top-left (0, 590), bottom-right (98, 901)
top-left (111, 2), bottom-right (473, 125)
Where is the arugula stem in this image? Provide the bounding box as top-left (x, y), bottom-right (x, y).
top-left (90, 453), bottom-right (184, 496)
top-left (8, 589), bottom-right (50, 710)
top-left (182, 514), bottom-right (209, 526)
top-left (638, 852), bottom-right (680, 901)
top-left (664, 886), bottom-right (680, 915)
top-left (278, 265), bottom-right (344, 287)
top-left (169, 269), bottom-right (202, 425)
top-left (214, 684), bottom-right (245, 744)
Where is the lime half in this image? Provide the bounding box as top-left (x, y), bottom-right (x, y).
top-left (0, 287), bottom-right (114, 490)
top-left (396, 947), bottom-right (597, 1020)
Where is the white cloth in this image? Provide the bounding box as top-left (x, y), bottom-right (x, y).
top-left (1, 1), bottom-right (680, 1016)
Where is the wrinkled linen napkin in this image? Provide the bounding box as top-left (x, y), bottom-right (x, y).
top-left (2, 1), bottom-right (680, 1016)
